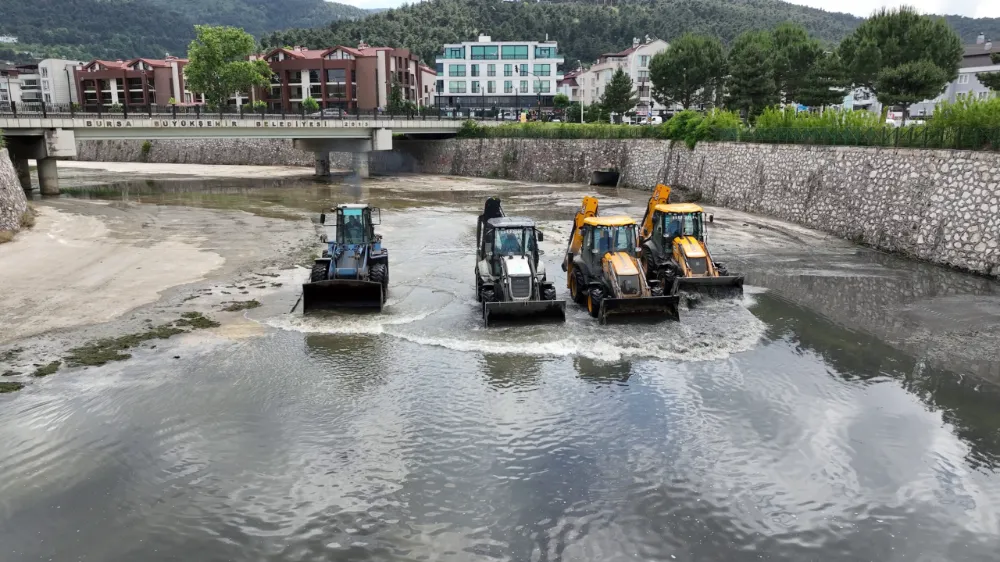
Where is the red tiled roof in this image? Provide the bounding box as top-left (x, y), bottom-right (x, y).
top-left (85, 59), bottom-right (127, 70)
top-left (600, 45), bottom-right (639, 58)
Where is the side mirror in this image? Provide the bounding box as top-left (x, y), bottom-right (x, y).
top-left (536, 230), bottom-right (544, 242)
top-left (320, 212), bottom-right (326, 225)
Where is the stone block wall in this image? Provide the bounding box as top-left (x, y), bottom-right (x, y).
top-left (379, 138), bottom-right (1000, 277)
top-left (0, 149), bottom-right (30, 234)
top-left (76, 139), bottom-right (354, 168)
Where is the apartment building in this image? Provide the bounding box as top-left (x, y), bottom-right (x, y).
top-left (0, 64), bottom-right (23, 110)
top-left (434, 35), bottom-right (564, 109)
top-left (577, 37), bottom-right (669, 114)
top-left (908, 34), bottom-right (999, 117)
top-left (75, 57), bottom-right (196, 108)
top-left (556, 69), bottom-right (582, 101)
top-left (38, 59), bottom-right (83, 105)
top-left (255, 43), bottom-right (426, 112)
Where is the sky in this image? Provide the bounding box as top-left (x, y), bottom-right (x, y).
top-left (329, 0), bottom-right (1000, 19)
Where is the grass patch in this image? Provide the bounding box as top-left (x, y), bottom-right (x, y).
top-left (65, 325), bottom-right (185, 367)
top-left (221, 300), bottom-right (261, 312)
top-left (0, 382), bottom-right (25, 394)
top-left (0, 231), bottom-right (14, 244)
top-left (31, 361), bottom-right (62, 377)
top-left (20, 206), bottom-right (37, 229)
top-left (175, 311), bottom-right (221, 329)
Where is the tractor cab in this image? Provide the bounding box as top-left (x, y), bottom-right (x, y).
top-left (580, 216), bottom-right (638, 263)
top-left (651, 203), bottom-right (706, 248)
top-left (480, 217), bottom-right (543, 275)
top-left (321, 204), bottom-right (381, 246)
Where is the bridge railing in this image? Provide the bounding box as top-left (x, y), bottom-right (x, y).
top-left (0, 101), bottom-right (539, 122)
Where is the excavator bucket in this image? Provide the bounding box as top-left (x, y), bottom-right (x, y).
top-left (484, 300), bottom-right (567, 327)
top-left (675, 275), bottom-right (745, 299)
top-left (302, 280), bottom-right (384, 313)
top-left (599, 295), bottom-right (681, 324)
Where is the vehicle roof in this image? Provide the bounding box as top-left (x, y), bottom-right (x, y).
top-left (487, 216), bottom-right (536, 228)
top-left (583, 216), bottom-right (635, 227)
top-left (654, 203), bottom-right (704, 214)
top-left (337, 203), bottom-right (369, 209)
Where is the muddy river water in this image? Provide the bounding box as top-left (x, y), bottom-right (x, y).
top-left (2, 165), bottom-right (1000, 561)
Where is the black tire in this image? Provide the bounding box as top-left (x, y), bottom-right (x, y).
top-left (370, 262), bottom-right (388, 295)
top-left (542, 286), bottom-right (557, 301)
top-left (572, 271), bottom-right (588, 305)
top-left (587, 286), bottom-right (604, 318)
top-left (310, 261), bottom-right (328, 282)
top-left (715, 262), bottom-right (729, 276)
top-left (480, 287), bottom-right (495, 303)
top-left (476, 275), bottom-right (483, 303)
top-left (650, 283), bottom-right (664, 297)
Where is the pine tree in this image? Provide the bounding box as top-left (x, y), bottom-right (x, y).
top-left (796, 52), bottom-right (849, 108)
top-left (648, 33), bottom-right (726, 109)
top-left (600, 68), bottom-right (638, 122)
top-left (976, 53), bottom-right (1000, 93)
top-left (725, 31), bottom-right (779, 120)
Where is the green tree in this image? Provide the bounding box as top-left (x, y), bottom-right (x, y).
top-left (302, 97), bottom-right (320, 112)
top-left (387, 79), bottom-right (416, 114)
top-left (725, 31), bottom-right (779, 120)
top-left (648, 33), bottom-right (726, 109)
top-left (976, 53), bottom-right (1000, 93)
top-left (839, 7), bottom-right (962, 119)
top-left (184, 25), bottom-right (273, 110)
top-left (553, 93), bottom-right (571, 109)
top-left (600, 68), bottom-right (638, 122)
top-left (796, 51), bottom-right (849, 108)
top-left (771, 22), bottom-right (823, 103)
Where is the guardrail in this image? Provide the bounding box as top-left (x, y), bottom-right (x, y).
top-left (0, 101), bottom-right (536, 122)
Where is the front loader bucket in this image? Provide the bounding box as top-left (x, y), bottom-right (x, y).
top-left (676, 275), bottom-right (745, 299)
top-left (599, 295), bottom-right (681, 324)
top-left (302, 280), bottom-right (384, 313)
top-left (484, 300), bottom-right (567, 327)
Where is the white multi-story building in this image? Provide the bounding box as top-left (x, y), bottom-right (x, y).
top-left (576, 37), bottom-right (669, 115)
top-left (434, 35), bottom-right (564, 110)
top-left (37, 59), bottom-right (83, 105)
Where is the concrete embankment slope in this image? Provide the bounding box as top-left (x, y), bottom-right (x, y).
top-left (373, 139), bottom-right (1000, 278)
top-left (0, 149), bottom-right (30, 236)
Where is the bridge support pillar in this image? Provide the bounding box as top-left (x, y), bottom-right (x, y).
top-left (352, 152), bottom-right (369, 179)
top-left (11, 155), bottom-right (32, 192)
top-left (37, 158), bottom-right (60, 196)
top-left (314, 152), bottom-right (331, 177)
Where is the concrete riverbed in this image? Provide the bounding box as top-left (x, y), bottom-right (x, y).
top-left (1, 161), bottom-right (999, 562)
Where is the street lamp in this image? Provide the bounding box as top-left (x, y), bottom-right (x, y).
top-left (514, 66), bottom-right (546, 119)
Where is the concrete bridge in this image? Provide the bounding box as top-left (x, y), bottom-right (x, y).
top-left (0, 114), bottom-right (483, 194)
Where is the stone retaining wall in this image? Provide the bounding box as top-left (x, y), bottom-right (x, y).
top-left (376, 138), bottom-right (1000, 277)
top-left (0, 149), bottom-right (29, 234)
top-left (76, 139), bottom-right (353, 168)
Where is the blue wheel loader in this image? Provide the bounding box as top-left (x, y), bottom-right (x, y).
top-left (302, 204), bottom-right (388, 313)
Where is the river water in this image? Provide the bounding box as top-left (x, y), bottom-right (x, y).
top-left (2, 171), bottom-right (1000, 561)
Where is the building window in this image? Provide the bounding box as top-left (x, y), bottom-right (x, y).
top-left (309, 70), bottom-right (321, 83)
top-left (310, 85), bottom-right (322, 97)
top-left (519, 64), bottom-right (528, 77)
top-left (448, 81), bottom-right (466, 93)
top-left (980, 91), bottom-right (989, 99)
top-left (487, 81), bottom-right (495, 94)
top-left (471, 45), bottom-right (498, 60)
top-left (445, 47), bottom-right (465, 59)
top-left (487, 64), bottom-right (496, 77)
top-left (448, 64), bottom-right (466, 77)
top-left (639, 55), bottom-right (650, 68)
top-left (638, 70), bottom-right (649, 80)
top-left (471, 64), bottom-right (479, 77)
top-left (436, 62), bottom-right (444, 75)
top-left (532, 64), bottom-right (551, 77)
top-left (289, 71), bottom-right (302, 83)
top-left (533, 81), bottom-right (550, 94)
top-left (472, 81), bottom-right (480, 93)
top-left (535, 46), bottom-right (556, 58)
top-left (326, 68), bottom-right (346, 82)
top-left (520, 80), bottom-right (528, 93)
top-left (501, 45), bottom-right (529, 60)
top-left (504, 80), bottom-right (513, 94)
top-left (42, 80), bottom-right (50, 91)
top-left (504, 64), bottom-right (512, 77)
top-left (41, 67), bottom-right (48, 77)
top-left (44, 93), bottom-right (51, 102)
top-left (957, 74), bottom-right (970, 84)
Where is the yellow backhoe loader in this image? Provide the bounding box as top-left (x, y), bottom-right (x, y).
top-left (562, 196), bottom-right (680, 324)
top-left (638, 184), bottom-right (744, 298)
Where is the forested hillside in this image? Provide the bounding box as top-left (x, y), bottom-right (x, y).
top-left (263, 0), bottom-right (1000, 67)
top-left (0, 0), bottom-right (368, 62)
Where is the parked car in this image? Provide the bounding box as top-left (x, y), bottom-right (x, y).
top-left (307, 108), bottom-right (355, 119)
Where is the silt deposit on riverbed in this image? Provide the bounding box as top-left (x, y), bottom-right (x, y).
top-left (1, 161), bottom-right (999, 562)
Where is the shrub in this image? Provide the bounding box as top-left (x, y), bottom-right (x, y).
top-left (140, 140), bottom-right (152, 158)
top-left (168, 97), bottom-right (177, 105)
top-left (109, 103), bottom-right (123, 113)
top-left (931, 93), bottom-right (1000, 129)
top-left (251, 100), bottom-right (267, 111)
top-left (302, 97), bottom-right (320, 112)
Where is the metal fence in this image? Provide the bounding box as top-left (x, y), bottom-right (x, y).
top-left (728, 126), bottom-right (1000, 151)
top-left (0, 101), bottom-right (513, 121)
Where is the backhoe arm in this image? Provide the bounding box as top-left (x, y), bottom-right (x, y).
top-left (563, 196), bottom-right (599, 271)
top-left (639, 183), bottom-right (671, 240)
